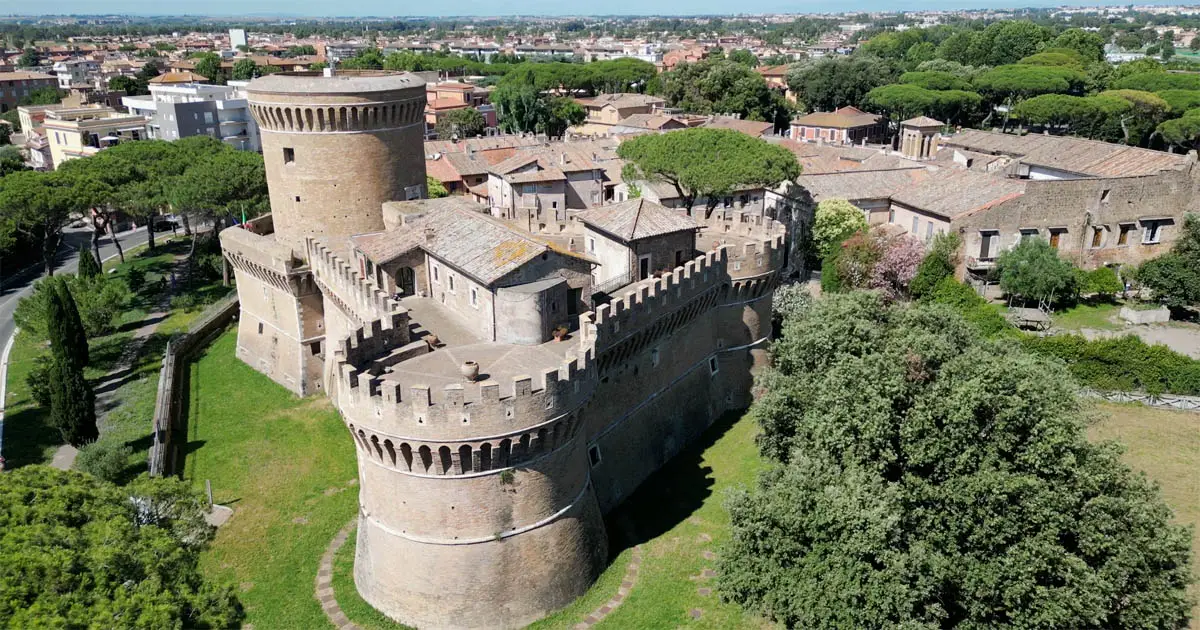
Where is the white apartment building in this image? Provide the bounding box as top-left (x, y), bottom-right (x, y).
top-left (121, 80), bottom-right (260, 151)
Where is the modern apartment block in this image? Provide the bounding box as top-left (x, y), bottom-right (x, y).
top-left (0, 71), bottom-right (57, 113)
top-left (40, 106), bottom-right (147, 168)
top-left (121, 81), bottom-right (260, 151)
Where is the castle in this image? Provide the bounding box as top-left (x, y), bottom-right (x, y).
top-left (220, 70), bottom-right (787, 629)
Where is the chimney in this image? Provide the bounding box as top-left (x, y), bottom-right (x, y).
top-left (561, 152), bottom-right (568, 165)
top-left (424, 227), bottom-right (435, 242)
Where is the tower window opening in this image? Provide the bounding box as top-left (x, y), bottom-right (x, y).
top-left (283, 147), bottom-right (294, 164)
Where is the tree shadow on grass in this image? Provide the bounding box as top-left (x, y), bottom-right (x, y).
top-left (602, 408), bottom-right (746, 559)
top-left (2, 407), bottom-right (62, 469)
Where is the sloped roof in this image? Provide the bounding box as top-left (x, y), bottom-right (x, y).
top-left (352, 197), bottom-right (549, 286)
top-left (755, 64), bottom-right (789, 77)
top-left (703, 116), bottom-right (773, 138)
top-left (577, 93), bottom-right (665, 109)
top-left (616, 113), bottom-right (687, 130)
top-left (148, 71), bottom-right (210, 84)
top-left (902, 116), bottom-right (944, 127)
top-left (792, 106), bottom-right (882, 130)
top-left (890, 169), bottom-right (1027, 219)
top-left (798, 168), bottom-right (933, 202)
top-left (779, 139), bottom-right (923, 175)
top-left (942, 129), bottom-right (1190, 178)
top-left (575, 198), bottom-right (698, 242)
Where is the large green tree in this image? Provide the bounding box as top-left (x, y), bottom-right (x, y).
top-left (787, 55), bottom-right (900, 112)
top-left (0, 467), bottom-right (243, 627)
top-left (435, 107), bottom-right (486, 139)
top-left (996, 238), bottom-right (1077, 303)
top-left (660, 59), bottom-right (791, 130)
top-left (1137, 213), bottom-right (1200, 308)
top-left (618, 128), bottom-right (800, 218)
top-left (811, 198), bottom-right (867, 258)
top-left (45, 277), bottom-right (95, 445)
top-left (721, 292), bottom-right (1193, 629)
top-left (0, 169), bottom-right (80, 275)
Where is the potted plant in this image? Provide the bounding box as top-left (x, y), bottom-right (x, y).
top-left (460, 360), bottom-right (479, 382)
top-left (552, 326), bottom-right (568, 342)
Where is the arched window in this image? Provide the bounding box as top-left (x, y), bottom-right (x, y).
top-left (418, 445), bottom-right (433, 473)
top-left (400, 443), bottom-right (414, 471)
top-left (371, 435), bottom-right (384, 459)
top-left (536, 428), bottom-right (548, 453)
top-left (516, 434), bottom-right (531, 461)
top-left (338, 107), bottom-right (347, 130)
top-left (283, 108), bottom-right (294, 131)
top-left (384, 440), bottom-right (397, 466)
top-left (498, 438), bottom-right (512, 467)
top-left (479, 443), bottom-right (492, 471)
top-left (315, 108), bottom-right (324, 131)
top-left (458, 445), bottom-right (473, 474)
top-left (438, 446), bottom-right (453, 475)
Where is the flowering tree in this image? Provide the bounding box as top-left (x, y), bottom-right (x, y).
top-left (869, 232), bottom-right (925, 300)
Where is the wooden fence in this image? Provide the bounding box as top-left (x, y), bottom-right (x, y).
top-left (1080, 388), bottom-right (1200, 413)
top-left (147, 294), bottom-right (240, 477)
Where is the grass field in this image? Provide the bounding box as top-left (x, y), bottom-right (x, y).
top-left (2, 237), bottom-right (234, 479)
top-left (184, 329), bottom-right (359, 630)
top-left (1051, 302), bottom-right (1123, 331)
top-left (1089, 401), bottom-right (1200, 624)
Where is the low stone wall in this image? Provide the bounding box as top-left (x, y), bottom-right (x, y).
top-left (148, 293), bottom-right (240, 477)
top-left (1119, 305), bottom-right (1171, 325)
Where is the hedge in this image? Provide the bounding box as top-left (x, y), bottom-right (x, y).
top-left (1020, 333), bottom-right (1200, 395)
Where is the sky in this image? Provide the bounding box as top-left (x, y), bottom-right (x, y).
top-left (25, 0), bottom-right (1157, 18)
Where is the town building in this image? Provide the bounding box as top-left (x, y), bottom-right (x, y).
top-left (423, 81), bottom-right (496, 137)
top-left (40, 105), bottom-right (147, 168)
top-left (790, 126), bottom-right (1199, 279)
top-left (790, 105), bottom-right (886, 145)
top-left (0, 71), bottom-right (57, 113)
top-left (52, 59), bottom-right (99, 89)
top-left (121, 80), bottom-right (260, 150)
top-left (219, 69), bottom-right (785, 630)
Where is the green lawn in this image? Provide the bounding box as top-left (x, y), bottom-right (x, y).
top-left (1088, 402), bottom-right (1200, 625)
top-left (1051, 302), bottom-right (1122, 331)
top-left (185, 329), bottom-right (360, 630)
top-left (2, 236), bottom-right (230, 480)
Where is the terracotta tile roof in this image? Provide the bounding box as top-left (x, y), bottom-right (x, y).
top-left (890, 169), bottom-right (1027, 219)
top-left (424, 155), bottom-right (463, 184)
top-left (148, 71), bottom-right (209, 84)
top-left (353, 197), bottom-right (548, 286)
top-left (615, 113), bottom-right (686, 130)
top-left (798, 168), bottom-right (933, 202)
top-left (575, 198), bottom-right (697, 242)
top-left (792, 106), bottom-right (882, 130)
top-left (443, 151), bottom-right (490, 177)
top-left (427, 97), bottom-right (469, 111)
top-left (1, 71), bottom-right (55, 80)
top-left (576, 93), bottom-right (665, 109)
top-left (424, 135), bottom-right (543, 156)
top-left (942, 129), bottom-right (1190, 178)
top-left (755, 64), bottom-right (790, 77)
top-left (902, 116), bottom-right (944, 127)
top-left (778, 139), bottom-right (923, 175)
top-left (703, 116), bottom-right (773, 138)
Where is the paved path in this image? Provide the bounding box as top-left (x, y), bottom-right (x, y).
top-left (316, 519), bottom-right (361, 630)
top-left (1077, 324), bottom-right (1200, 359)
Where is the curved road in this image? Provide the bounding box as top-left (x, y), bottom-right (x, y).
top-left (0, 225), bottom-right (153, 462)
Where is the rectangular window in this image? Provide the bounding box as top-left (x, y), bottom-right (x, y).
top-left (587, 444), bottom-right (602, 467)
top-left (1020, 228), bottom-right (1039, 243)
top-left (1118, 223), bottom-right (1134, 246)
top-left (551, 200), bottom-right (558, 209)
top-left (911, 216), bottom-right (919, 233)
top-left (708, 356), bottom-right (719, 376)
top-left (283, 147), bottom-right (294, 164)
top-left (310, 341), bottom-right (322, 355)
top-left (925, 221), bottom-right (933, 241)
top-left (1091, 227), bottom-right (1104, 248)
top-left (1142, 220), bottom-right (1168, 244)
top-left (524, 184), bottom-right (536, 194)
top-left (675, 249), bottom-right (685, 266)
top-left (432, 265), bottom-right (440, 283)
top-left (651, 347), bottom-right (660, 367)
top-left (587, 237), bottom-right (596, 253)
top-left (470, 287), bottom-right (478, 307)
top-left (888, 208), bottom-right (895, 223)
top-left (1100, 188), bottom-right (1112, 203)
top-left (979, 230), bottom-right (999, 260)
top-left (448, 275), bottom-right (455, 292)
top-left (1049, 228), bottom-right (1065, 249)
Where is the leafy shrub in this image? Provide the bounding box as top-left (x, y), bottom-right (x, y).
top-left (909, 232), bottom-right (959, 299)
top-left (75, 441), bottom-right (133, 484)
top-left (772, 283), bottom-right (812, 322)
top-left (926, 276), bottom-right (1012, 337)
top-left (1020, 333), bottom-right (1200, 395)
top-left (125, 267), bottom-right (146, 294)
top-left (25, 354), bottom-right (53, 408)
top-left (170, 293), bottom-right (198, 311)
top-left (996, 238), bottom-right (1077, 303)
top-left (13, 275), bottom-right (130, 341)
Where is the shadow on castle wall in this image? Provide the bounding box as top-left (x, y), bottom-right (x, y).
top-left (601, 407), bottom-right (747, 557)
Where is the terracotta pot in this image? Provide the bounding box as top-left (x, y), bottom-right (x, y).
top-left (425, 334), bottom-right (439, 348)
top-left (552, 328), bottom-right (566, 341)
top-left (461, 361), bottom-right (479, 382)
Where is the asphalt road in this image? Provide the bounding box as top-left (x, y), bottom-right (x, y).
top-left (0, 226), bottom-right (153, 349)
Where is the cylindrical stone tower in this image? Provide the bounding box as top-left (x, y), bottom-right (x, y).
top-left (246, 70), bottom-right (428, 256)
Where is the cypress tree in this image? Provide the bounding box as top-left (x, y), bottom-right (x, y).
top-left (77, 247), bottom-right (101, 279)
top-left (47, 277), bottom-right (88, 368)
top-left (47, 356), bottom-right (98, 446)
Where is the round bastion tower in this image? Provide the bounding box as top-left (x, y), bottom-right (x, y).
top-left (246, 70), bottom-right (428, 256)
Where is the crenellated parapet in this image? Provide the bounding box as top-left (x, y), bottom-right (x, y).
top-left (306, 238), bottom-right (400, 324)
top-left (582, 249), bottom-right (728, 356)
top-left (220, 223), bottom-right (311, 294)
top-left (696, 209), bottom-right (787, 280)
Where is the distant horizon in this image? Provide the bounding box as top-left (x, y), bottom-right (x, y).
top-left (6, 1), bottom-right (1190, 20)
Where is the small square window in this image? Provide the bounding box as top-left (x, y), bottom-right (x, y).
top-left (257, 322), bottom-right (264, 334)
top-left (708, 356), bottom-right (719, 376)
top-left (1118, 223), bottom-right (1134, 246)
top-left (310, 341), bottom-right (322, 355)
top-left (283, 147), bottom-right (294, 163)
top-left (587, 445), bottom-right (602, 467)
top-left (294, 196), bottom-right (301, 203)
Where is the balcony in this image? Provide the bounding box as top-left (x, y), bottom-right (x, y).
top-left (966, 255), bottom-right (996, 270)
